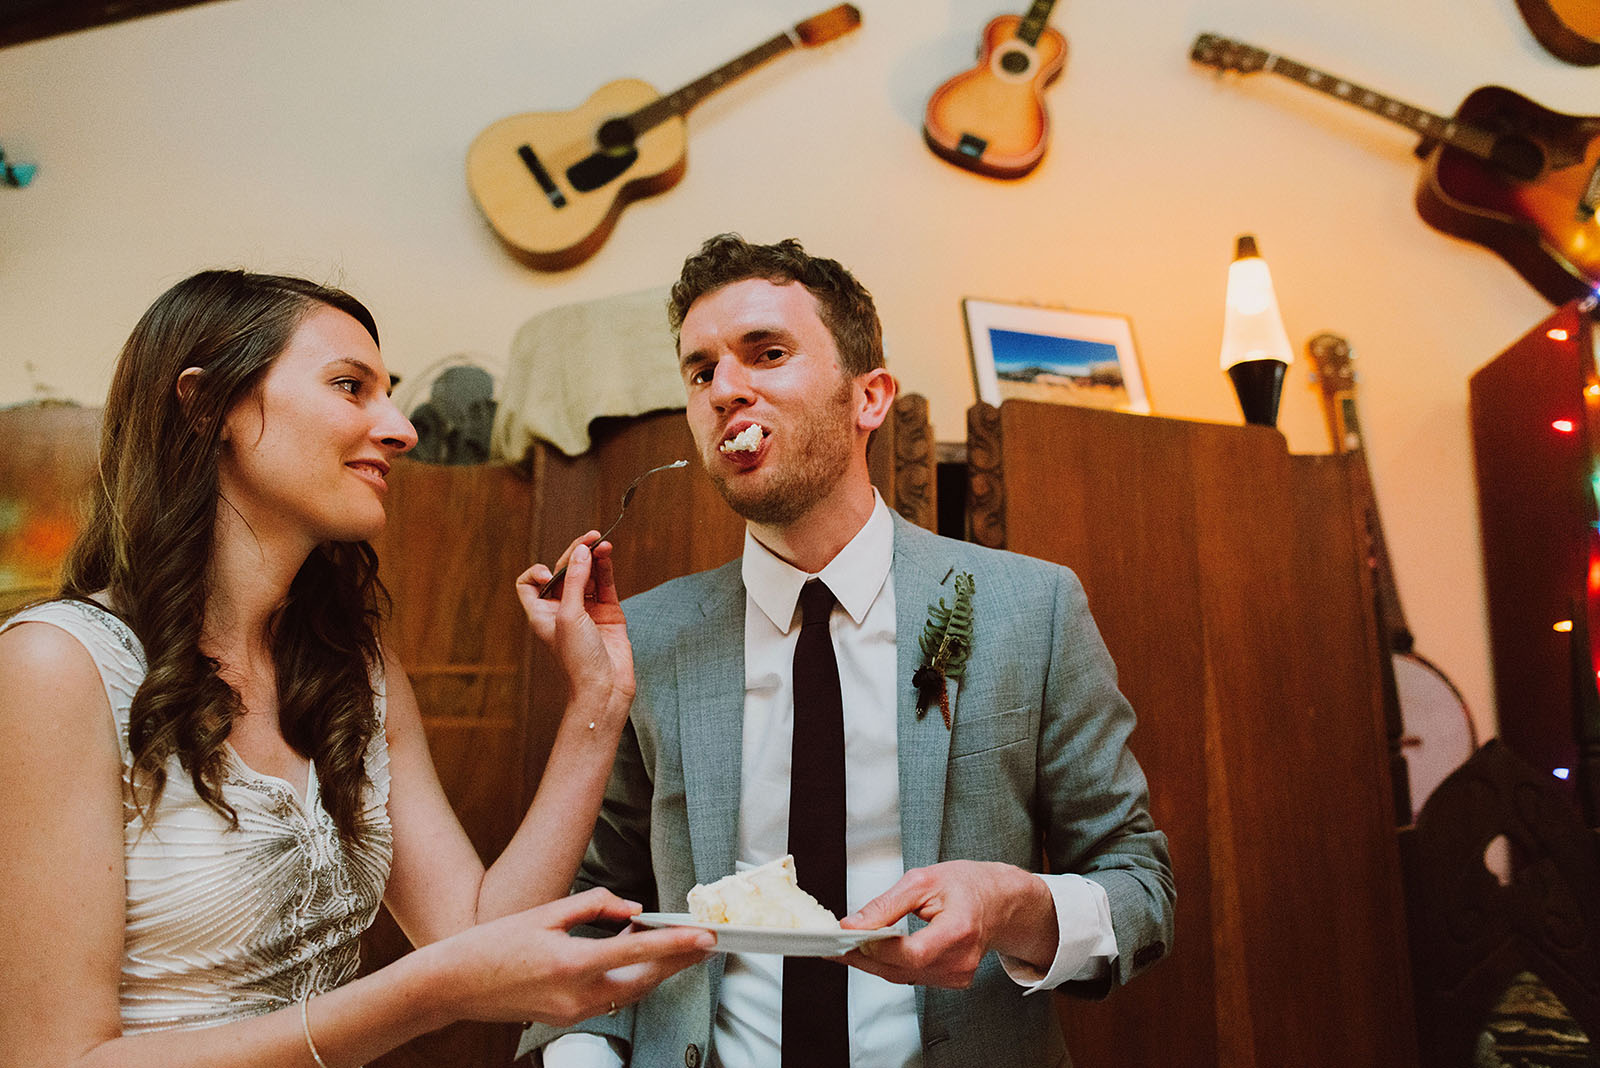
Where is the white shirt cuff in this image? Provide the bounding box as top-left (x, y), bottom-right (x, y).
top-left (999, 872), bottom-right (1118, 992)
top-left (540, 1032), bottom-right (627, 1068)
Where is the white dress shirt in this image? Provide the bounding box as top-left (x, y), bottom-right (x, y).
top-left (544, 494), bottom-right (1116, 1067)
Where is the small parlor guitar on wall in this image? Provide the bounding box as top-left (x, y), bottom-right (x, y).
top-left (922, 0), bottom-right (1066, 179)
top-left (1308, 332), bottom-right (1477, 821)
top-left (1191, 33), bottom-right (1600, 305)
top-left (467, 4), bottom-right (860, 271)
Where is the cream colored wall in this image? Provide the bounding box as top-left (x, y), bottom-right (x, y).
top-left (2, 0), bottom-right (1593, 743)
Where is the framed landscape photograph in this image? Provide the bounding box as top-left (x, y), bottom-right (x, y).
top-left (963, 299), bottom-right (1150, 414)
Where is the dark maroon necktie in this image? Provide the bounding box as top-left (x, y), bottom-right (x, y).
top-left (783, 579), bottom-right (848, 1067)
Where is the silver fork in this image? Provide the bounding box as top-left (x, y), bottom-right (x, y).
top-left (538, 459), bottom-right (689, 598)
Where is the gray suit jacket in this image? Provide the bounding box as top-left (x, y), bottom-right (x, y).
top-left (522, 515), bottom-right (1173, 1067)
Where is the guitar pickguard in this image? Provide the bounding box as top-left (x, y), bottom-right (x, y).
top-left (566, 145), bottom-right (640, 194)
top-left (1488, 134), bottom-right (1545, 184)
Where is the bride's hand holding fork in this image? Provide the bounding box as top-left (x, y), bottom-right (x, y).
top-left (516, 533), bottom-right (635, 731)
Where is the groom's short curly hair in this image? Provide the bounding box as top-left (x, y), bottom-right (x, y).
top-left (667, 233), bottom-right (885, 377)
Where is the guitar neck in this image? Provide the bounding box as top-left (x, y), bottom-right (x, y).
top-left (1016, 0), bottom-right (1059, 46)
top-left (1254, 51), bottom-right (1497, 160)
top-left (628, 31), bottom-right (799, 135)
top-left (1313, 351), bottom-right (1415, 654)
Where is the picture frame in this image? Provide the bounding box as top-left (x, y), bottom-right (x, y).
top-left (962, 298), bottom-right (1150, 414)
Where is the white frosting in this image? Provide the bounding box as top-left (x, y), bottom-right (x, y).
top-left (687, 855), bottom-right (838, 929)
top-left (719, 424), bottom-right (764, 453)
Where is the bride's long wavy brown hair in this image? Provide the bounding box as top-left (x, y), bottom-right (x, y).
top-left (61, 269), bottom-right (389, 843)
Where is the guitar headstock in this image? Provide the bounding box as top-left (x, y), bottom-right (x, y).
top-left (1307, 332), bottom-right (1356, 397)
top-left (794, 3), bottom-right (862, 47)
top-left (1190, 33), bottom-right (1270, 74)
top-left (1307, 333), bottom-right (1364, 454)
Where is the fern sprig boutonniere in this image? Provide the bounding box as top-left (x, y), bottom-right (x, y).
top-left (913, 571), bottom-right (974, 729)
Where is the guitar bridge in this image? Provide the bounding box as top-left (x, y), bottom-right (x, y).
top-left (956, 133), bottom-right (988, 159)
top-left (516, 145), bottom-right (568, 209)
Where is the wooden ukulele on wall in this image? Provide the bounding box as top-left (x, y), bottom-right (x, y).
top-left (1308, 332), bottom-right (1477, 821)
top-left (1190, 33), bottom-right (1600, 305)
top-left (922, 0), bottom-right (1067, 179)
top-left (467, 4), bottom-right (860, 271)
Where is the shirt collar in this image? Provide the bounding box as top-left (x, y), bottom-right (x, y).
top-left (742, 491), bottom-right (894, 632)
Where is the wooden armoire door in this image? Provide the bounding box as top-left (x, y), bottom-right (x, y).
top-left (362, 458), bottom-right (535, 1067)
top-left (966, 400), bottom-right (1417, 1068)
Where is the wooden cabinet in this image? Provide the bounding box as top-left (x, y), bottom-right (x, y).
top-left (1468, 299), bottom-right (1600, 818)
top-left (967, 400), bottom-right (1417, 1068)
top-left (362, 458), bottom-right (537, 1067)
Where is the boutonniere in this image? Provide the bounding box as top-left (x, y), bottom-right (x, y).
top-left (913, 571), bottom-right (974, 729)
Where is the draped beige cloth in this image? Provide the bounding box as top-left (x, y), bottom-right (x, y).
top-left (491, 286), bottom-right (686, 460)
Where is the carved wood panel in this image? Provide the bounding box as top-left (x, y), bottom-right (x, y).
top-left (1402, 741), bottom-right (1600, 1067)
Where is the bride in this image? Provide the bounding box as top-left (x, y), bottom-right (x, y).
top-left (0, 269), bottom-right (712, 1067)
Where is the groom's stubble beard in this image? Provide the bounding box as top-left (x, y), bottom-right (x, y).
top-left (705, 372), bottom-right (857, 528)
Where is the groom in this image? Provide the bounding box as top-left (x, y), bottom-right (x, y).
top-left (524, 235), bottom-right (1173, 1067)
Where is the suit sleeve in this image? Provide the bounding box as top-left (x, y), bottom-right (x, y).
top-left (573, 713), bottom-right (657, 906)
top-left (1035, 564), bottom-right (1175, 997)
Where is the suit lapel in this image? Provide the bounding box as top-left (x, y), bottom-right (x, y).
top-left (893, 518), bottom-right (958, 874)
top-left (677, 569), bottom-right (747, 887)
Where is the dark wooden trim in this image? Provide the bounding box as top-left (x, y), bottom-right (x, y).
top-left (0, 0), bottom-right (226, 49)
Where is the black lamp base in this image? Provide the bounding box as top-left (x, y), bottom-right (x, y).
top-left (1227, 359), bottom-right (1288, 427)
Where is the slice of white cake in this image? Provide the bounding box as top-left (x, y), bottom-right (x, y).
top-left (687, 855), bottom-right (839, 929)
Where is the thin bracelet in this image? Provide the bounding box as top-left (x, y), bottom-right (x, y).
top-left (301, 992), bottom-right (329, 1068)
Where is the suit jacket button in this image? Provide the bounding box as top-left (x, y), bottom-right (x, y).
top-left (685, 1044), bottom-right (702, 1068)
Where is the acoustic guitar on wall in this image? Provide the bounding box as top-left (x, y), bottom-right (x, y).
top-left (1307, 332), bottom-right (1477, 822)
top-left (922, 0), bottom-right (1067, 179)
top-left (467, 4), bottom-right (861, 270)
top-left (1514, 0), bottom-right (1600, 66)
top-left (1190, 33), bottom-right (1600, 306)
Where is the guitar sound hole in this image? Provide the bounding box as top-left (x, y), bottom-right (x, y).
top-left (999, 49), bottom-right (1031, 75)
top-left (596, 118), bottom-right (637, 153)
